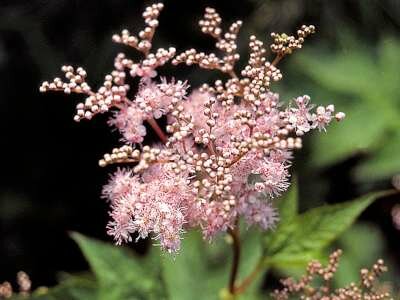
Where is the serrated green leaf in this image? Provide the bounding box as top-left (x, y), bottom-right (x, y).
top-left (264, 192), bottom-right (386, 269)
top-left (71, 232), bottom-right (164, 300)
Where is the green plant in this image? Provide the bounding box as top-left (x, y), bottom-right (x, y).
top-left (8, 183), bottom-right (393, 300)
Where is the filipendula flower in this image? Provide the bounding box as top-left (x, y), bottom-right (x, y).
top-left (40, 3), bottom-right (344, 252)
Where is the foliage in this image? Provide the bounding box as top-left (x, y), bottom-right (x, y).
top-left (16, 182), bottom-right (390, 300)
top-left (263, 184), bottom-right (387, 270)
top-left (288, 36), bottom-right (400, 181)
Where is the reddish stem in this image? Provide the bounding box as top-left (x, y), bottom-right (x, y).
top-left (147, 118), bottom-right (167, 144)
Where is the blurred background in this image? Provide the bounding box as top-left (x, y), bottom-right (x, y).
top-left (1, 0), bottom-right (399, 293)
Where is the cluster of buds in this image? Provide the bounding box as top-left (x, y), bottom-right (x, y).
top-left (40, 4), bottom-right (344, 252)
top-left (112, 4), bottom-right (178, 78)
top-left (112, 3), bottom-right (163, 55)
top-left (172, 7), bottom-right (241, 76)
top-left (39, 66), bottom-right (90, 95)
top-left (39, 2), bottom-right (176, 123)
top-left (99, 145), bottom-right (140, 167)
top-left (272, 250), bottom-right (393, 300)
top-left (174, 17), bottom-right (314, 114)
top-left (0, 271), bottom-right (31, 299)
top-left (271, 24), bottom-right (316, 56)
top-left (40, 66), bottom-right (129, 122)
top-left (361, 259), bottom-right (389, 289)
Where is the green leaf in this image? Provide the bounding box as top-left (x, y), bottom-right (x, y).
top-left (379, 38), bottom-right (400, 93)
top-left (161, 231), bottom-right (211, 300)
top-left (28, 230), bottom-right (263, 300)
top-left (71, 233), bottom-right (164, 300)
top-left (264, 192), bottom-right (386, 270)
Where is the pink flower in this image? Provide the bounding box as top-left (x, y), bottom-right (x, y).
top-left (107, 198), bottom-right (136, 245)
top-left (214, 105), bottom-right (249, 150)
top-left (102, 168), bottom-right (137, 203)
top-left (253, 157), bottom-right (290, 198)
top-left (106, 161), bottom-right (196, 252)
top-left (135, 79), bottom-right (167, 119)
top-left (108, 103), bottom-right (146, 144)
top-left (131, 65), bottom-right (157, 78)
top-left (311, 105), bottom-right (334, 131)
top-left (230, 150), bottom-right (264, 192)
top-left (152, 202), bottom-right (185, 252)
top-left (238, 195), bottom-right (278, 230)
top-left (287, 95), bottom-right (314, 135)
top-left (201, 201), bottom-right (236, 240)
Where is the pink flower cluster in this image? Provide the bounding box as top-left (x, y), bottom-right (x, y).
top-left (40, 3), bottom-right (344, 252)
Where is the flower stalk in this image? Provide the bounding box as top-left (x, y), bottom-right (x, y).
top-left (147, 117), bottom-right (168, 143)
top-left (227, 227), bottom-right (265, 296)
top-left (228, 225), bottom-right (241, 294)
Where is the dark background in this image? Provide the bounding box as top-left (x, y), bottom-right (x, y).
top-left (1, 0), bottom-right (399, 288)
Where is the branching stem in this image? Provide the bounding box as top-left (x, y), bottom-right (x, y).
top-left (271, 53), bottom-right (284, 66)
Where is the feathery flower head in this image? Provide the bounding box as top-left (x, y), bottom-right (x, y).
top-left (40, 3), bottom-right (344, 252)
